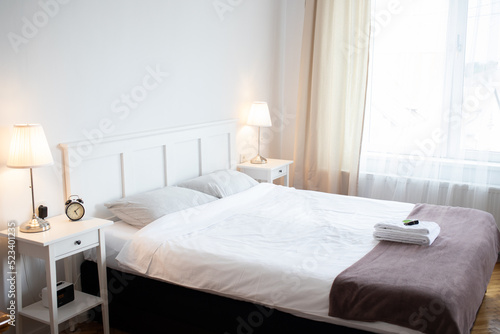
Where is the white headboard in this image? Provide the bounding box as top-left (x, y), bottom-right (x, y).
top-left (58, 119), bottom-right (238, 218)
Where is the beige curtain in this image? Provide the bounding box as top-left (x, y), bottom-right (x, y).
top-left (293, 0), bottom-right (371, 195)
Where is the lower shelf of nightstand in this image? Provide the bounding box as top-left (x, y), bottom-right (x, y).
top-left (19, 291), bottom-right (102, 325)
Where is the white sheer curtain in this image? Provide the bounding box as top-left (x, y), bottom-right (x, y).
top-left (359, 0), bottom-right (500, 227)
top-left (293, 0), bottom-right (371, 195)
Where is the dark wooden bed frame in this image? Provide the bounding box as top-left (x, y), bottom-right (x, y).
top-left (81, 260), bottom-right (369, 334)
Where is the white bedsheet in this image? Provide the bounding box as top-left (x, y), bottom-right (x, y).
top-left (84, 221), bottom-right (138, 269)
top-left (116, 183), bottom-right (417, 333)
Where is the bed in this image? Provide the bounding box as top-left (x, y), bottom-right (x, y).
top-left (58, 120), bottom-right (500, 334)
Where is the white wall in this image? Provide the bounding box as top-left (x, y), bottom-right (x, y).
top-left (277, 0), bottom-right (305, 160)
top-left (0, 0), bottom-right (304, 332)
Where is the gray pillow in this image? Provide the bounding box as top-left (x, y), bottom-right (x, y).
top-left (104, 186), bottom-right (217, 227)
top-left (177, 169), bottom-right (258, 198)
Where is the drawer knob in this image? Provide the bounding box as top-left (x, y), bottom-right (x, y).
top-left (279, 169), bottom-right (283, 173)
top-left (75, 240), bottom-right (81, 246)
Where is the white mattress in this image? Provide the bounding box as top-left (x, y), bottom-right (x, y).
top-left (112, 183), bottom-right (422, 334)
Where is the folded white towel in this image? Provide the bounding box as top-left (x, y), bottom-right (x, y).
top-left (374, 220), bottom-right (440, 235)
top-left (373, 228), bottom-right (440, 246)
top-left (373, 220), bottom-right (440, 246)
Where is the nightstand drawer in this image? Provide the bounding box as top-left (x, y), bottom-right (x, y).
top-left (54, 230), bottom-right (98, 258)
top-left (271, 166), bottom-right (287, 179)
top-left (237, 159), bottom-right (293, 186)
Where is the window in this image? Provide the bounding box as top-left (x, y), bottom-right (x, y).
top-left (459, 0), bottom-right (500, 156)
top-left (361, 0), bottom-right (500, 186)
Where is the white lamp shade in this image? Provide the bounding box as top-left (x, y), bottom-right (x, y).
top-left (7, 124), bottom-right (54, 168)
top-left (247, 102), bottom-right (272, 127)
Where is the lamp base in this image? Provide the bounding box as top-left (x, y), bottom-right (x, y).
top-left (20, 216), bottom-right (50, 233)
top-left (250, 155), bottom-right (267, 164)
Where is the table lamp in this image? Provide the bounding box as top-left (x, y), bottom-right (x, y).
top-left (7, 124), bottom-right (54, 233)
top-left (247, 102), bottom-right (272, 164)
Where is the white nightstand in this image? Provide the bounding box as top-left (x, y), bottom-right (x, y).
top-left (237, 159), bottom-right (293, 186)
top-left (0, 215), bottom-right (113, 334)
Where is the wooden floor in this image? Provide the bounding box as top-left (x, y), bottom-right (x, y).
top-left (471, 262), bottom-right (500, 334)
top-left (63, 263), bottom-right (500, 334)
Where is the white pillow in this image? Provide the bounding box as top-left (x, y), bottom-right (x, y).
top-left (104, 186), bottom-right (217, 228)
top-left (177, 169), bottom-right (258, 198)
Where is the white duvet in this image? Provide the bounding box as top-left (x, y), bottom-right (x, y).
top-left (116, 183), bottom-right (415, 329)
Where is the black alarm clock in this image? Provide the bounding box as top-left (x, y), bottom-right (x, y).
top-left (65, 195), bottom-right (85, 221)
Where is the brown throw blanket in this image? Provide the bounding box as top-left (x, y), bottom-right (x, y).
top-left (329, 203), bottom-right (500, 334)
